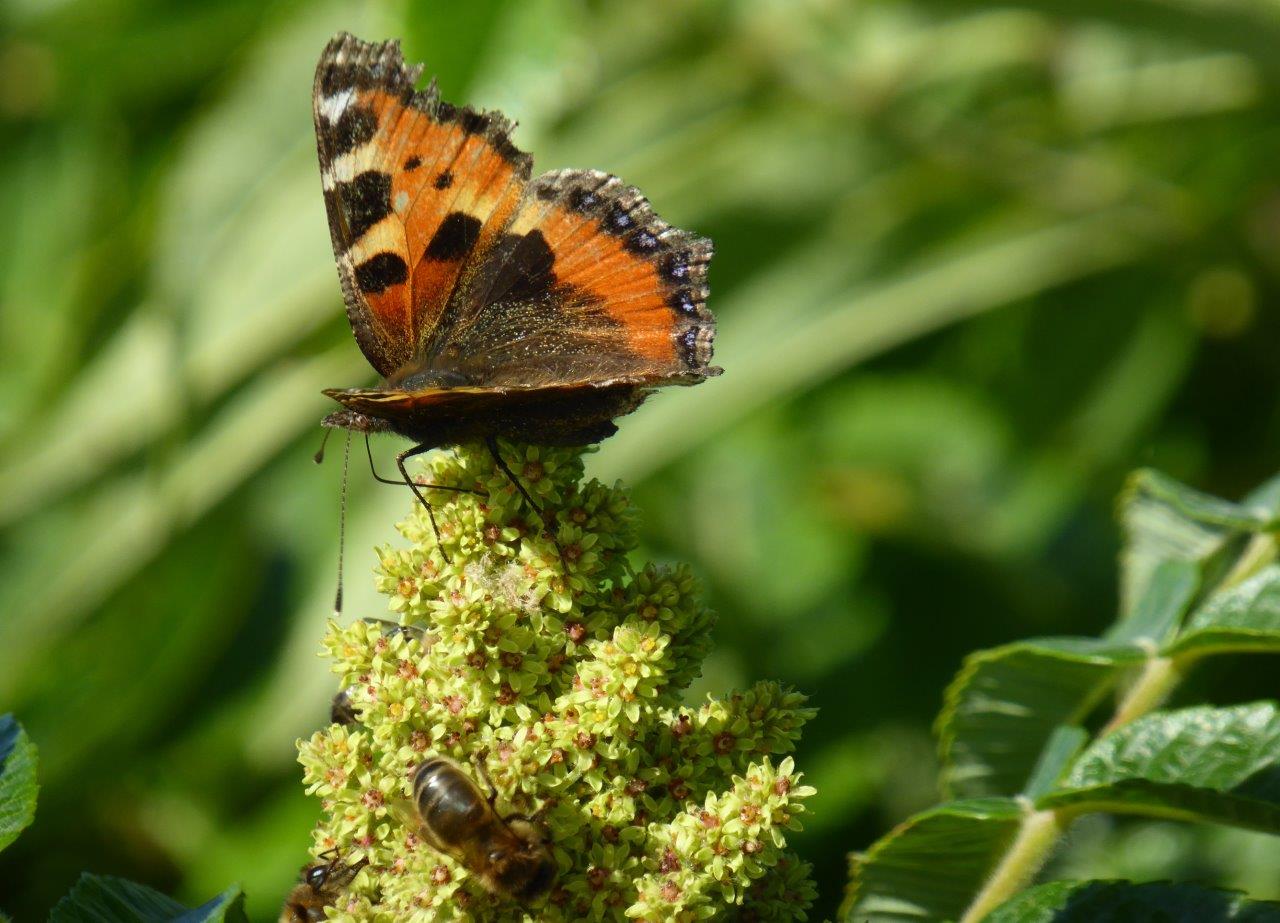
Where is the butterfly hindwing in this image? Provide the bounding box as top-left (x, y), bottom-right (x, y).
top-left (428, 169), bottom-right (718, 389)
top-left (314, 33), bottom-right (531, 379)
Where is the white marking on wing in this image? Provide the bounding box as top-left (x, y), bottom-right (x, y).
top-left (317, 93), bottom-right (349, 124)
top-left (321, 144), bottom-right (381, 190)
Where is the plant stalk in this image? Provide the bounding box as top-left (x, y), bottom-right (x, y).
top-left (1100, 655), bottom-right (1184, 736)
top-left (959, 531), bottom-right (1279, 920)
top-left (959, 807), bottom-right (1065, 923)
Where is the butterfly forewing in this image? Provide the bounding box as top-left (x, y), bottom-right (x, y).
top-left (314, 33), bottom-right (531, 379)
top-left (315, 33), bottom-right (718, 404)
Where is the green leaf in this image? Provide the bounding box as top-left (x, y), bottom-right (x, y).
top-left (841, 798), bottom-right (1023, 921)
top-left (937, 638), bottom-right (1146, 798)
top-left (49, 875), bottom-right (247, 923)
top-left (1106, 558), bottom-right (1198, 646)
top-left (984, 879), bottom-right (1280, 922)
top-left (0, 713), bottom-right (37, 852)
top-left (1167, 564), bottom-right (1280, 658)
top-left (1038, 702), bottom-right (1280, 834)
top-left (1117, 469), bottom-right (1277, 623)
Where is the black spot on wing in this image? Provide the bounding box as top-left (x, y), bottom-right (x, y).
top-left (425, 212), bottom-right (482, 261)
top-left (500, 231), bottom-right (557, 303)
top-left (433, 170), bottom-right (454, 190)
top-left (459, 109), bottom-right (487, 133)
top-left (354, 252), bottom-right (408, 294)
top-left (328, 170), bottom-right (393, 241)
top-left (319, 63), bottom-right (364, 97)
top-left (493, 135), bottom-right (523, 164)
top-left (331, 105), bottom-right (378, 156)
top-left (404, 155), bottom-right (422, 171)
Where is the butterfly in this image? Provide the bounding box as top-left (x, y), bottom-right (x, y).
top-left (313, 33), bottom-right (719, 542)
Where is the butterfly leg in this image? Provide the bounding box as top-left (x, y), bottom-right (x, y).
top-left (396, 443), bottom-right (453, 564)
top-left (365, 436), bottom-right (480, 495)
top-left (485, 437), bottom-right (543, 513)
top-left (485, 437), bottom-right (574, 570)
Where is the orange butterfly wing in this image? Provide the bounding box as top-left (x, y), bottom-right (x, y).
top-left (314, 34), bottom-right (530, 379)
top-left (425, 168), bottom-right (717, 389)
top-left (315, 33), bottom-right (718, 401)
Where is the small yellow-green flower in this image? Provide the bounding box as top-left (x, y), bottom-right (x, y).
top-left (297, 443), bottom-right (816, 921)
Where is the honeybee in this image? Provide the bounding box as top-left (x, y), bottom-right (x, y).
top-left (330, 688), bottom-right (358, 726)
top-left (412, 755), bottom-right (555, 903)
top-left (280, 852), bottom-right (367, 922)
top-left (329, 619), bottom-right (434, 727)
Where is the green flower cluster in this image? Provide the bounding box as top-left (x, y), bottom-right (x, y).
top-left (297, 443), bottom-right (816, 921)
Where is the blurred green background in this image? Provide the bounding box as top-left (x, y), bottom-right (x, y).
top-left (4, 0), bottom-right (1280, 918)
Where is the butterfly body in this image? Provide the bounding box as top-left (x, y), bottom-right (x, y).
top-left (313, 33), bottom-right (719, 451)
top-left (321, 381), bottom-right (642, 450)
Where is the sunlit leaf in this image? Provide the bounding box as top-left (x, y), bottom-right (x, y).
top-left (937, 638), bottom-right (1146, 798)
top-left (1167, 565), bottom-right (1280, 659)
top-left (0, 715), bottom-right (37, 853)
top-left (1117, 470), bottom-right (1280, 622)
top-left (1039, 702), bottom-right (1280, 834)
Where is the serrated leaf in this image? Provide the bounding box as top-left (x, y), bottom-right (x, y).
top-left (1167, 564), bottom-right (1280, 658)
top-left (49, 875), bottom-right (247, 923)
top-left (937, 638), bottom-right (1146, 798)
top-left (984, 879), bottom-right (1280, 922)
top-left (0, 713), bottom-right (37, 852)
top-left (1118, 469), bottom-right (1280, 623)
top-left (1038, 702), bottom-right (1280, 834)
top-left (841, 798), bottom-right (1023, 922)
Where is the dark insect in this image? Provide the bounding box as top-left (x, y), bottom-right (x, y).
top-left (412, 754), bottom-right (555, 903)
top-left (279, 852), bottom-right (368, 922)
top-left (313, 33), bottom-right (719, 548)
top-left (330, 621), bottom-right (432, 726)
top-left (329, 688), bottom-right (358, 726)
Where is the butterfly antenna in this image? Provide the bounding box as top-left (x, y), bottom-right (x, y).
top-left (333, 431), bottom-right (353, 616)
top-left (395, 443), bottom-right (453, 565)
top-left (314, 426), bottom-right (333, 465)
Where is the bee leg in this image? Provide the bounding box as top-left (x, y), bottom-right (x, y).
top-left (396, 443), bottom-right (452, 565)
top-left (471, 751), bottom-right (499, 809)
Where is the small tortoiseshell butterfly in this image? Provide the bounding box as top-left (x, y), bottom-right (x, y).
top-left (313, 34), bottom-right (719, 499)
